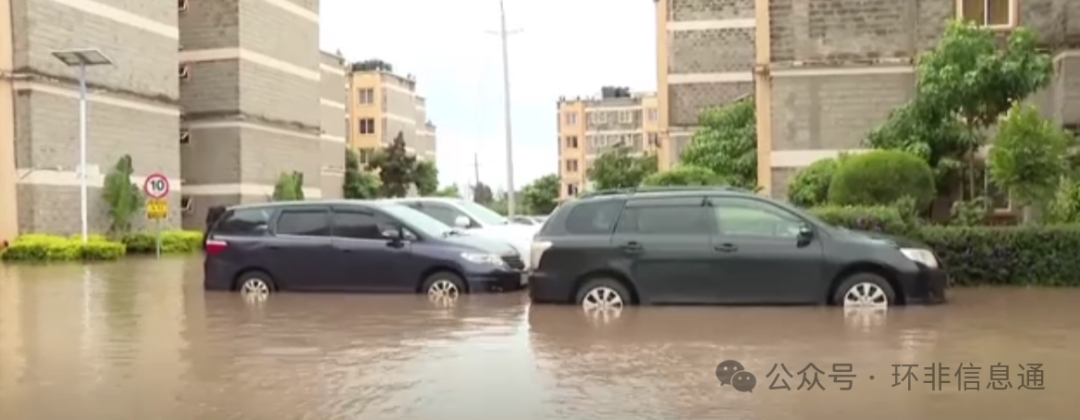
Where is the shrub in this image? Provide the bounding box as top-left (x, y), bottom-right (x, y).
top-left (828, 150), bottom-right (935, 208)
top-left (641, 164), bottom-right (723, 186)
top-left (808, 205), bottom-right (913, 236)
top-left (122, 230), bottom-right (204, 253)
top-left (918, 225), bottom-right (1080, 286)
top-left (1, 234), bottom-right (126, 262)
top-left (787, 158), bottom-right (838, 207)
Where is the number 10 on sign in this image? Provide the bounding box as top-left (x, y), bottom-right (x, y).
top-left (143, 173), bottom-right (171, 259)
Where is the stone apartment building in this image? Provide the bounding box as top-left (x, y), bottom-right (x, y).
top-left (347, 65), bottom-right (438, 165)
top-left (557, 87), bottom-right (660, 200)
top-left (655, 0), bottom-right (1080, 198)
top-left (1, 0), bottom-right (182, 241)
top-left (0, 0), bottom-right (346, 242)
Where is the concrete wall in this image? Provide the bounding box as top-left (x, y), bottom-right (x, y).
top-left (665, 0), bottom-right (755, 136)
top-left (7, 0), bottom-right (181, 235)
top-left (319, 51), bottom-right (346, 199)
top-left (178, 0), bottom-right (322, 229)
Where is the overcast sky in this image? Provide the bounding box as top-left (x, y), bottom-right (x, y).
top-left (320, 0), bottom-right (656, 192)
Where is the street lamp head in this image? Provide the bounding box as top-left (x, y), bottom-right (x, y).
top-left (51, 48), bottom-right (113, 67)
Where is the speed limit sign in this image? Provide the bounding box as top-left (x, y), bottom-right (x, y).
top-left (143, 173), bottom-right (170, 199)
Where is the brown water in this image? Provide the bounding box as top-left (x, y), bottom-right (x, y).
top-left (1, 257), bottom-right (1078, 420)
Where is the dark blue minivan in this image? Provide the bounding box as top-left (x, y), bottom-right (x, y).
top-left (203, 200), bottom-right (527, 297)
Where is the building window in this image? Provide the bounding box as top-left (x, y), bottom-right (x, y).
top-left (178, 0), bottom-right (188, 12)
top-left (647, 108), bottom-right (658, 122)
top-left (959, 0), bottom-right (1014, 28)
top-left (359, 118), bottom-right (375, 134)
top-left (565, 136), bottom-right (578, 149)
top-left (358, 88), bottom-right (374, 105)
top-left (647, 133), bottom-right (660, 147)
top-left (181, 196), bottom-right (193, 213)
top-left (566, 183), bottom-right (579, 196)
top-left (619, 111), bottom-right (632, 123)
top-left (381, 88), bottom-right (388, 111)
top-left (358, 148), bottom-right (375, 165)
top-left (565, 159), bottom-right (578, 173)
top-left (179, 129), bottom-right (190, 144)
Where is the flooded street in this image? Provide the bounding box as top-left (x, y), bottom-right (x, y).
top-left (2, 257), bottom-right (1079, 419)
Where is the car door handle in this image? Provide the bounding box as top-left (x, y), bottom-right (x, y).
top-left (714, 243), bottom-right (738, 253)
top-left (619, 242), bottom-right (643, 253)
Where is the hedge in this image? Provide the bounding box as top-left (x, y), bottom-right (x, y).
top-left (122, 230), bottom-right (203, 254)
top-left (0, 234), bottom-right (126, 262)
top-left (810, 205), bottom-right (1080, 287)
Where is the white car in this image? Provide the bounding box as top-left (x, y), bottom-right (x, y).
top-left (383, 198), bottom-right (539, 267)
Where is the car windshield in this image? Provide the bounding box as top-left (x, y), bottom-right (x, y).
top-left (456, 200), bottom-right (509, 226)
top-left (379, 204), bottom-right (454, 236)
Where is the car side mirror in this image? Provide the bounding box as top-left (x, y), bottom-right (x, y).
top-left (379, 225), bottom-right (403, 240)
top-left (453, 216), bottom-right (471, 229)
top-left (796, 223), bottom-right (814, 245)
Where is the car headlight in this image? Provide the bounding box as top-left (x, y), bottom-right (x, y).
top-left (900, 248), bottom-right (938, 268)
top-left (460, 252), bottom-right (505, 266)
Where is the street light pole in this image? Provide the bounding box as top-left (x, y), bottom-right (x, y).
top-left (51, 48), bottom-right (113, 243)
top-left (78, 62), bottom-right (88, 242)
top-left (497, 0), bottom-right (517, 216)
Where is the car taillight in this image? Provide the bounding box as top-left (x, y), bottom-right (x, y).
top-left (530, 240), bottom-right (552, 269)
top-left (205, 239), bottom-right (228, 256)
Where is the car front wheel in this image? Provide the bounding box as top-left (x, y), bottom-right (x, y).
top-left (833, 273), bottom-right (895, 308)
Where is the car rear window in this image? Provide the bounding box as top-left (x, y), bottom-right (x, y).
top-left (213, 208), bottom-right (271, 236)
top-left (563, 200), bottom-right (624, 234)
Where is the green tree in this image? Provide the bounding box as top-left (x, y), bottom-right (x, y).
top-left (434, 185), bottom-right (462, 198)
top-left (522, 174), bottom-right (560, 214)
top-left (988, 103), bottom-right (1071, 223)
top-left (641, 164), bottom-right (722, 186)
top-left (786, 158), bottom-right (839, 208)
top-left (414, 160), bottom-right (439, 196)
top-left (828, 150), bottom-right (936, 208)
top-left (472, 182), bottom-right (494, 204)
top-left (681, 99), bottom-right (757, 189)
top-left (586, 147), bottom-right (658, 190)
top-left (101, 154), bottom-right (143, 234)
top-left (343, 149), bottom-right (380, 199)
top-left (367, 132), bottom-right (417, 197)
top-left (866, 20), bottom-right (1053, 216)
top-left (272, 171), bottom-right (304, 201)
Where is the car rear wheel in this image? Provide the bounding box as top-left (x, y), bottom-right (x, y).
top-left (236, 271), bottom-right (275, 300)
top-left (422, 272), bottom-right (466, 299)
top-left (575, 278), bottom-right (631, 311)
top-left (833, 273), bottom-right (895, 308)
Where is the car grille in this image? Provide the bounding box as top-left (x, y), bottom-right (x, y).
top-left (502, 255), bottom-right (526, 271)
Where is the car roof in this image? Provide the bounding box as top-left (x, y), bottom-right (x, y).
top-left (226, 199), bottom-right (402, 212)
top-left (575, 186), bottom-right (758, 201)
top-left (380, 197), bottom-right (465, 205)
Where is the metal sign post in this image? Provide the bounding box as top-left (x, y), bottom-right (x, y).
top-left (143, 173), bottom-right (171, 258)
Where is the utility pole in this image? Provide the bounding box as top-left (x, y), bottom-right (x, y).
top-left (473, 153), bottom-right (481, 188)
top-left (487, 0), bottom-right (521, 216)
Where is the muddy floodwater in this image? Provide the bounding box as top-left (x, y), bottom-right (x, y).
top-left (2, 257), bottom-right (1079, 419)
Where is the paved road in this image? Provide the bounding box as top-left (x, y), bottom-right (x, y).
top-left (1, 257), bottom-right (1077, 419)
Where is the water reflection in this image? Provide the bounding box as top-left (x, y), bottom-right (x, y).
top-left (1, 259), bottom-right (1079, 419)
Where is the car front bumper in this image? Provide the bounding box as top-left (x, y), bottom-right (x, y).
top-left (899, 264), bottom-right (949, 305)
top-left (465, 269), bottom-right (528, 293)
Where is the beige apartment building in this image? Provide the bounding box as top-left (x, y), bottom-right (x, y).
top-left (347, 64), bottom-right (437, 165)
top-left (557, 88), bottom-right (661, 200)
top-left (0, 0), bottom-right (345, 243)
top-left (655, 0), bottom-right (1080, 198)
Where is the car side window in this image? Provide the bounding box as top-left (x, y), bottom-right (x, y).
top-left (615, 205), bottom-right (709, 235)
top-left (331, 210), bottom-right (388, 240)
top-left (214, 208), bottom-right (271, 236)
top-left (565, 200), bottom-right (624, 234)
top-left (710, 197), bottom-right (802, 238)
top-left (275, 209), bottom-right (331, 237)
top-left (422, 204), bottom-right (468, 227)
